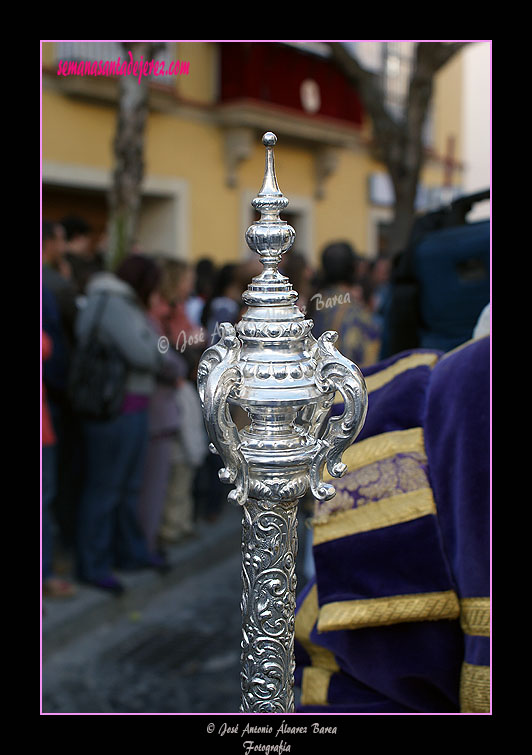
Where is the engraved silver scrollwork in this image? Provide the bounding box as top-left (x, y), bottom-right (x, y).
top-left (309, 331), bottom-right (368, 501)
top-left (247, 475), bottom-right (309, 503)
top-left (197, 132), bottom-right (368, 713)
top-left (240, 498), bottom-right (298, 713)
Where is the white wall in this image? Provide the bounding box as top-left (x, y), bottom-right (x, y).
top-left (137, 196), bottom-right (177, 257)
top-left (461, 42), bottom-right (491, 220)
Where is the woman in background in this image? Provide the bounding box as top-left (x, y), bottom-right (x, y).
top-left (137, 259), bottom-right (188, 559)
top-left (42, 329), bottom-right (76, 599)
top-left (75, 255), bottom-right (166, 595)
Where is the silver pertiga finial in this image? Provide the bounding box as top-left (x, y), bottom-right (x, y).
top-left (197, 132), bottom-right (368, 713)
top-left (244, 132), bottom-right (296, 306)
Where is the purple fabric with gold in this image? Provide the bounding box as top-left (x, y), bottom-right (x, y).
top-left (294, 337), bottom-right (490, 713)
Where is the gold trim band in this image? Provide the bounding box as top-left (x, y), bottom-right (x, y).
top-left (324, 427), bottom-right (426, 481)
top-left (313, 487), bottom-right (436, 545)
top-left (301, 666), bottom-right (335, 706)
top-left (365, 352), bottom-right (440, 393)
top-left (295, 585), bottom-right (340, 672)
top-left (460, 662), bottom-right (490, 713)
top-left (333, 352), bottom-right (439, 404)
top-left (460, 597), bottom-right (490, 637)
top-left (317, 590), bottom-right (460, 633)
top-left (296, 585), bottom-right (339, 706)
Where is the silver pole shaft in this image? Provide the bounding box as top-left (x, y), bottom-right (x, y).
top-left (240, 497), bottom-right (298, 713)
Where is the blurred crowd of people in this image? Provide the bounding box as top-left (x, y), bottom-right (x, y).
top-left (41, 214), bottom-right (389, 600)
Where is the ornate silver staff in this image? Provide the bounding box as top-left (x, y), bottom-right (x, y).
top-left (197, 132), bottom-right (368, 713)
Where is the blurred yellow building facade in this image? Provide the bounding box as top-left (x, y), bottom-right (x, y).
top-left (41, 41), bottom-right (468, 266)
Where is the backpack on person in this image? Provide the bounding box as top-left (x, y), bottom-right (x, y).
top-left (67, 293), bottom-right (128, 421)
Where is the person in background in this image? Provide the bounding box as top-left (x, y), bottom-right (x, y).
top-left (42, 286), bottom-right (69, 413)
top-left (42, 330), bottom-right (76, 599)
top-left (368, 256), bottom-right (393, 360)
top-left (42, 282), bottom-right (81, 564)
top-left (309, 241), bottom-right (381, 368)
top-left (42, 220), bottom-right (83, 564)
top-left (61, 215), bottom-right (105, 297)
top-left (75, 255), bottom-right (167, 595)
top-left (163, 258), bottom-right (204, 363)
top-left (136, 263), bottom-right (188, 562)
top-left (279, 250), bottom-right (314, 314)
top-left (370, 257), bottom-right (392, 322)
top-left (42, 220), bottom-right (78, 349)
top-left (201, 263), bottom-right (246, 345)
top-left (145, 259), bottom-right (208, 547)
top-left (158, 371), bottom-right (208, 548)
top-left (185, 257), bottom-right (217, 327)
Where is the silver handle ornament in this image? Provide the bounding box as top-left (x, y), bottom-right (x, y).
top-left (197, 132), bottom-right (368, 712)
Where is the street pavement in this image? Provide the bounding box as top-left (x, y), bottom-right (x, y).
top-left (41, 504), bottom-right (313, 714)
top-left (42, 550), bottom-right (243, 713)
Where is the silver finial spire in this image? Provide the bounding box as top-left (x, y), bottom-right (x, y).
top-left (244, 132), bottom-right (296, 305)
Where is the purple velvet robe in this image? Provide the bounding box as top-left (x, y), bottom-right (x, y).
top-left (294, 337), bottom-right (490, 713)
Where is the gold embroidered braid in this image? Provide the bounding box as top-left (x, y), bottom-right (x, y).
top-left (333, 352), bottom-right (439, 404)
top-left (460, 598), bottom-right (490, 637)
top-left (295, 584), bottom-right (339, 706)
top-left (301, 667), bottom-right (336, 707)
top-left (323, 427), bottom-right (426, 481)
top-left (317, 590), bottom-right (460, 633)
top-left (460, 662), bottom-right (490, 713)
top-left (313, 488), bottom-right (436, 544)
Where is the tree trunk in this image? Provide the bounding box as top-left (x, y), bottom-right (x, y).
top-left (388, 176), bottom-right (419, 254)
top-left (107, 41), bottom-right (164, 271)
top-left (328, 41), bottom-right (468, 256)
